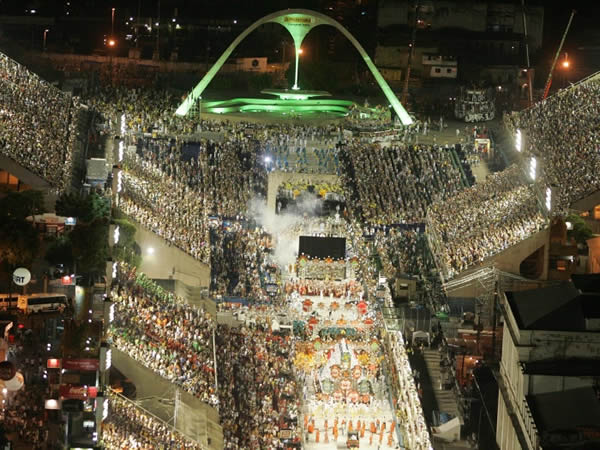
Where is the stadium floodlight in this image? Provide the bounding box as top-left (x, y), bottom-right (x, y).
top-left (545, 187), bottom-right (552, 211)
top-left (117, 170), bottom-right (122, 192)
top-left (515, 129), bottom-right (522, 152)
top-left (120, 113), bottom-right (126, 135)
top-left (529, 157), bottom-right (537, 180)
top-left (113, 225), bottom-right (120, 245)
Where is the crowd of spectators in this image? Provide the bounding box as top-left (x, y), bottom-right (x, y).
top-left (132, 134), bottom-right (263, 217)
top-left (216, 324), bottom-right (301, 449)
top-left (1, 308), bottom-right (56, 449)
top-left (427, 165), bottom-right (547, 278)
top-left (454, 144), bottom-right (476, 186)
top-left (375, 229), bottom-right (429, 278)
top-left (2, 369), bottom-right (50, 448)
top-left (111, 263), bottom-right (302, 449)
top-left (120, 157), bottom-right (211, 264)
top-left (209, 223), bottom-right (274, 301)
top-left (109, 263), bottom-right (218, 407)
top-left (103, 390), bottom-right (203, 449)
top-left (108, 260), bottom-right (305, 449)
top-left (505, 77), bottom-right (600, 211)
top-left (0, 52), bottom-right (82, 191)
top-left (260, 128), bottom-right (341, 174)
top-left (340, 142), bottom-right (465, 224)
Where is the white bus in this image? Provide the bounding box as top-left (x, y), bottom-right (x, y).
top-left (0, 293), bottom-right (67, 313)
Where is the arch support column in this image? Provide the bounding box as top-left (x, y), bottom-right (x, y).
top-left (176, 9), bottom-right (412, 126)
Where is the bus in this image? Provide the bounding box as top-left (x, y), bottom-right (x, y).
top-left (0, 293), bottom-right (67, 314)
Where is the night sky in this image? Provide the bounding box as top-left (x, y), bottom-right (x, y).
top-left (1, 0), bottom-right (599, 73)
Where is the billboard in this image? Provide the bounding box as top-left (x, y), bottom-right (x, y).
top-left (62, 359), bottom-right (99, 372)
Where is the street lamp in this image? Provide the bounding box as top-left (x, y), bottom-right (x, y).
top-left (561, 53), bottom-right (570, 87)
top-left (43, 29), bottom-right (49, 51)
top-left (292, 47), bottom-right (303, 90)
top-left (111, 7), bottom-right (116, 35)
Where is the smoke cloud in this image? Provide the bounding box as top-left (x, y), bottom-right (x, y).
top-left (248, 193), bottom-right (323, 268)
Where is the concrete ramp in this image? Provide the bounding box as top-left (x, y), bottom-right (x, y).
top-left (112, 348), bottom-right (223, 449)
top-left (0, 154), bottom-right (51, 190)
top-left (129, 220), bottom-right (215, 312)
top-left (482, 227), bottom-right (549, 277)
top-left (571, 190), bottom-right (600, 213)
top-left (130, 217), bottom-right (210, 287)
top-left (445, 227), bottom-right (550, 292)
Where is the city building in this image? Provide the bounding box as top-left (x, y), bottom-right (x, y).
top-left (496, 280), bottom-right (600, 450)
top-left (375, 0), bottom-right (544, 85)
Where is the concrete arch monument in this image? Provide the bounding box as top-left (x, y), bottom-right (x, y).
top-left (175, 9), bottom-right (413, 125)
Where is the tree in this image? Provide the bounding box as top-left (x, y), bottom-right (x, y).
top-left (567, 214), bottom-right (593, 246)
top-left (55, 191), bottom-right (109, 223)
top-left (0, 190), bottom-right (43, 292)
top-left (0, 190), bottom-right (45, 221)
top-left (70, 219), bottom-right (109, 275)
top-left (0, 217), bottom-right (39, 268)
top-left (45, 235), bottom-right (74, 269)
top-left (55, 192), bottom-right (87, 219)
top-left (111, 218), bottom-right (142, 267)
top-left (82, 192), bottom-right (110, 223)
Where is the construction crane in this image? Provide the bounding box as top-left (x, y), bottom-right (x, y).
top-left (401, 1), bottom-right (420, 105)
top-left (542, 9), bottom-right (576, 100)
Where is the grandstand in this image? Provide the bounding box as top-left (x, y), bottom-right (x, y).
top-left (426, 165), bottom-right (549, 282)
top-left (421, 73), bottom-right (600, 284)
top-left (104, 389), bottom-right (209, 449)
top-left (505, 72), bottom-right (600, 212)
top-left (340, 142), bottom-right (466, 225)
top-left (0, 51), bottom-right (85, 193)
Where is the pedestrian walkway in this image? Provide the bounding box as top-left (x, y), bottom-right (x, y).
top-left (422, 350), bottom-right (461, 420)
top-left (421, 349), bottom-right (476, 449)
top-left (471, 157), bottom-right (490, 183)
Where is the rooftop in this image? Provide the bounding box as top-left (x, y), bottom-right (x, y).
top-left (506, 282), bottom-right (600, 332)
top-left (528, 387), bottom-right (600, 448)
top-left (571, 273), bottom-right (600, 293)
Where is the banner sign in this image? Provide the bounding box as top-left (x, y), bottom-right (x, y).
top-left (62, 359), bottom-right (99, 372)
top-left (59, 384), bottom-right (91, 400)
